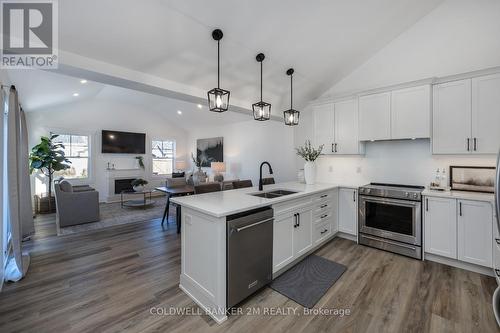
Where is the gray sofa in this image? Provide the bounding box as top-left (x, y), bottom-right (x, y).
top-left (54, 180), bottom-right (100, 228)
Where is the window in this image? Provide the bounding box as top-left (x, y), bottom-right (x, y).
top-left (53, 133), bottom-right (90, 179)
top-left (152, 140), bottom-right (175, 175)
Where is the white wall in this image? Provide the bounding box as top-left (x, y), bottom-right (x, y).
top-left (26, 99), bottom-right (188, 201)
top-left (323, 0), bottom-right (500, 97)
top-left (187, 119), bottom-right (296, 185)
top-left (295, 0), bottom-right (500, 186)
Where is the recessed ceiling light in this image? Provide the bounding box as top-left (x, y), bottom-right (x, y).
top-left (72, 93), bottom-right (79, 97)
top-left (197, 104), bottom-right (203, 109)
top-left (177, 110), bottom-right (182, 115)
top-left (80, 79), bottom-right (87, 84)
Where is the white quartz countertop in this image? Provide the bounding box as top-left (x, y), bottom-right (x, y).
top-left (171, 182), bottom-right (356, 218)
top-left (422, 188), bottom-right (495, 203)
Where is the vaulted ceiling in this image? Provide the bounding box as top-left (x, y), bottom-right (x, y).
top-left (5, 0), bottom-right (445, 118)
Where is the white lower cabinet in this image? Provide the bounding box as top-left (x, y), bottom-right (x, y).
top-left (424, 196), bottom-right (493, 268)
top-left (424, 196), bottom-right (457, 259)
top-left (457, 200), bottom-right (493, 267)
top-left (272, 190), bottom-right (336, 274)
top-left (338, 188), bottom-right (357, 236)
top-left (294, 208), bottom-right (313, 258)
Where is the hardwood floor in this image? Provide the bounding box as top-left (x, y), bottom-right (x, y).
top-left (1, 213), bottom-right (499, 333)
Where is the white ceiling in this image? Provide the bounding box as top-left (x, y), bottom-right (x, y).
top-left (5, 0), bottom-right (445, 121)
top-left (7, 69), bottom-right (250, 130)
top-left (56, 0), bottom-right (443, 112)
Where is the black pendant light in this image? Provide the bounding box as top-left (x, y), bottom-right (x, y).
top-left (252, 53), bottom-right (271, 121)
top-left (207, 29), bottom-right (230, 112)
top-left (283, 68), bottom-right (300, 126)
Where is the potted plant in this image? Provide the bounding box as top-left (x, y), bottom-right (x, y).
top-left (295, 140), bottom-right (323, 185)
top-left (131, 178), bottom-right (148, 192)
top-left (29, 135), bottom-right (71, 212)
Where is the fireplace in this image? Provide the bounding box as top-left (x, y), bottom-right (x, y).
top-left (114, 178), bottom-right (135, 194)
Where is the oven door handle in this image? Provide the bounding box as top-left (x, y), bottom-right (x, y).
top-left (359, 195), bottom-right (421, 207)
top-left (361, 234), bottom-right (417, 251)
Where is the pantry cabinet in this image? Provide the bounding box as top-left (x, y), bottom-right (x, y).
top-left (433, 73), bottom-right (500, 154)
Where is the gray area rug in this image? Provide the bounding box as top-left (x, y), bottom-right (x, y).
top-left (59, 196), bottom-right (168, 235)
top-left (270, 255), bottom-right (347, 308)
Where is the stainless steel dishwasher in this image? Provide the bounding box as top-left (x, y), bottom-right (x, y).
top-left (227, 207), bottom-right (273, 308)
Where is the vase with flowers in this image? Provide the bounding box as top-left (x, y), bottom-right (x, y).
top-left (295, 140), bottom-right (323, 185)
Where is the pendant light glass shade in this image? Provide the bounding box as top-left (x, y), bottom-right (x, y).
top-left (252, 53), bottom-right (271, 121)
top-left (283, 68), bottom-right (300, 126)
top-left (208, 29), bottom-right (230, 112)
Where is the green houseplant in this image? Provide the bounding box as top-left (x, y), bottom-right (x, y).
top-left (295, 140), bottom-right (323, 185)
top-left (131, 178), bottom-right (148, 192)
top-left (29, 135), bottom-right (71, 210)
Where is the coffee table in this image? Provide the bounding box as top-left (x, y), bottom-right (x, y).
top-left (121, 189), bottom-right (156, 209)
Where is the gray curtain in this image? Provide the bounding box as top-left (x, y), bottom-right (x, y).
top-left (4, 86), bottom-right (30, 281)
top-left (19, 108), bottom-right (34, 239)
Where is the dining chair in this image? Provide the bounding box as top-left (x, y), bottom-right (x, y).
top-left (194, 183), bottom-right (222, 194)
top-left (261, 177), bottom-right (275, 185)
top-left (232, 179), bottom-right (253, 189)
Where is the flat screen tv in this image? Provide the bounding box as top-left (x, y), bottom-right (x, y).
top-left (102, 130), bottom-right (146, 154)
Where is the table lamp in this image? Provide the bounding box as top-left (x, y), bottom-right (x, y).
top-left (211, 162), bottom-right (226, 182)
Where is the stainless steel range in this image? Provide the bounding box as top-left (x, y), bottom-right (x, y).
top-left (358, 183), bottom-right (425, 259)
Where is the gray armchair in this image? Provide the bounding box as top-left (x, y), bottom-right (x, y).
top-left (54, 180), bottom-right (100, 228)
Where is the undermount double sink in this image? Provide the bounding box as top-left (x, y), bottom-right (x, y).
top-left (249, 189), bottom-right (298, 199)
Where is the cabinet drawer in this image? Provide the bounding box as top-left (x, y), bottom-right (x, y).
top-left (314, 209), bottom-right (334, 224)
top-left (273, 196), bottom-right (312, 215)
top-left (313, 200), bottom-right (333, 216)
top-left (314, 220), bottom-right (332, 245)
top-left (313, 191), bottom-right (333, 203)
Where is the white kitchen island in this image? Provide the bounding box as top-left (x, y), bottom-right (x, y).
top-left (170, 181), bottom-right (346, 323)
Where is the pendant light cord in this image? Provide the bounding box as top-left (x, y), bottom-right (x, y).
top-left (290, 73), bottom-right (293, 109)
top-left (217, 40), bottom-right (220, 89)
top-left (260, 61), bottom-right (263, 102)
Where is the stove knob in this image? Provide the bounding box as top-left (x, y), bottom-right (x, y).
top-left (413, 193), bottom-right (418, 199)
top-left (405, 192), bottom-right (409, 197)
top-left (366, 189), bottom-right (371, 194)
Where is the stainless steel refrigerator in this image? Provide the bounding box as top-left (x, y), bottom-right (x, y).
top-left (493, 150), bottom-right (500, 326)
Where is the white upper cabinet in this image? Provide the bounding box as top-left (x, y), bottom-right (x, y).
top-left (391, 85), bottom-right (431, 140)
top-left (433, 74), bottom-right (500, 155)
top-left (432, 79), bottom-right (472, 154)
top-left (359, 92), bottom-right (391, 141)
top-left (471, 73), bottom-right (500, 154)
top-left (334, 99), bottom-right (362, 154)
top-left (313, 103), bottom-right (335, 154)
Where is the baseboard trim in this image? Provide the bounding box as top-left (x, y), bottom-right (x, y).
top-left (424, 253), bottom-right (494, 277)
top-left (179, 283), bottom-right (227, 324)
top-left (336, 232), bottom-right (358, 242)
